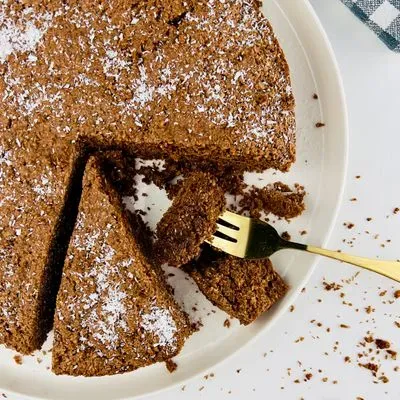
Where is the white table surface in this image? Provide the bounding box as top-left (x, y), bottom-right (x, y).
top-left (145, 1), bottom-right (400, 399)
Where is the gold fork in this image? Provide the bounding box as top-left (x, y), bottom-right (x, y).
top-left (208, 211), bottom-right (400, 282)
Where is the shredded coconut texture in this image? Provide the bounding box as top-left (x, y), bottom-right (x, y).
top-left (66, 213), bottom-right (134, 354)
top-left (140, 306), bottom-right (177, 349)
top-left (0, 5), bottom-right (53, 63)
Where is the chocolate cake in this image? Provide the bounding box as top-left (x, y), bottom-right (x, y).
top-left (154, 172), bottom-right (226, 267)
top-left (0, 0), bottom-right (295, 355)
top-left (187, 246), bottom-right (288, 325)
top-left (52, 157), bottom-right (192, 376)
top-left (1, 0), bottom-right (295, 171)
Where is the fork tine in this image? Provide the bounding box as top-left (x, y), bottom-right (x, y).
top-left (219, 210), bottom-right (243, 225)
top-left (220, 210), bottom-right (251, 231)
top-left (215, 222), bottom-right (239, 240)
top-left (206, 211), bottom-right (251, 258)
top-left (207, 235), bottom-right (246, 258)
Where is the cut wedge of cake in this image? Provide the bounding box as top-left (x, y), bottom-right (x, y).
top-left (52, 157), bottom-right (192, 376)
top-left (187, 246), bottom-right (288, 325)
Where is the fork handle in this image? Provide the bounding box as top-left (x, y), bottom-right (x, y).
top-left (305, 245), bottom-right (400, 282)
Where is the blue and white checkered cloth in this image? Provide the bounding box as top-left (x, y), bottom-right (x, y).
top-left (340, 0), bottom-right (400, 52)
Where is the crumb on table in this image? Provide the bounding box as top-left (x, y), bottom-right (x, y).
top-left (375, 339), bottom-right (391, 349)
top-left (13, 355), bottom-right (23, 365)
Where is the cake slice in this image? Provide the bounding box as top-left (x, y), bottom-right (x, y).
top-left (52, 157), bottom-right (192, 376)
top-left (0, 132), bottom-right (83, 354)
top-left (154, 172), bottom-right (226, 267)
top-left (187, 246), bottom-right (288, 325)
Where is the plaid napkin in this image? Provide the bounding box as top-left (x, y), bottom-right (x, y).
top-left (340, 0), bottom-right (400, 52)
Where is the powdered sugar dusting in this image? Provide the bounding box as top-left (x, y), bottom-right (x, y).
top-left (0, 0), bottom-right (294, 150)
top-left (140, 306), bottom-right (177, 350)
top-left (0, 4), bottom-right (53, 63)
top-left (59, 195), bottom-right (180, 357)
top-left (0, 248), bottom-right (16, 328)
top-left (65, 210), bottom-right (134, 353)
top-left (0, 138), bottom-right (64, 335)
top-left (178, 0), bottom-right (294, 145)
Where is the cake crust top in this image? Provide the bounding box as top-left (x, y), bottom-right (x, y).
top-left (0, 0), bottom-right (295, 169)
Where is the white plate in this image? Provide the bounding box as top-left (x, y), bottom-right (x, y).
top-left (0, 1), bottom-right (348, 399)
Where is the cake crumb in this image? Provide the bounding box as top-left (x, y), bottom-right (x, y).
top-left (375, 339), bottom-right (390, 349)
top-left (223, 319), bottom-right (231, 328)
top-left (312, 93), bottom-right (318, 99)
top-left (394, 208), bottom-right (399, 215)
top-left (394, 290), bottom-right (400, 299)
top-left (379, 290), bottom-right (387, 297)
top-left (281, 231), bottom-right (291, 241)
top-left (365, 336), bottom-right (374, 343)
top-left (166, 359), bottom-right (178, 373)
top-left (199, 386), bottom-right (204, 392)
top-left (13, 355), bottom-right (23, 365)
top-left (323, 281), bottom-right (342, 291)
top-left (359, 362), bottom-right (379, 375)
top-left (366, 217), bottom-right (372, 221)
top-left (289, 305), bottom-right (295, 312)
top-left (237, 182), bottom-right (305, 220)
top-left (344, 222), bottom-right (354, 229)
top-left (315, 122), bottom-right (325, 128)
top-left (365, 306), bottom-right (375, 314)
top-left (340, 324), bottom-right (350, 329)
top-left (386, 350), bottom-right (397, 360)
